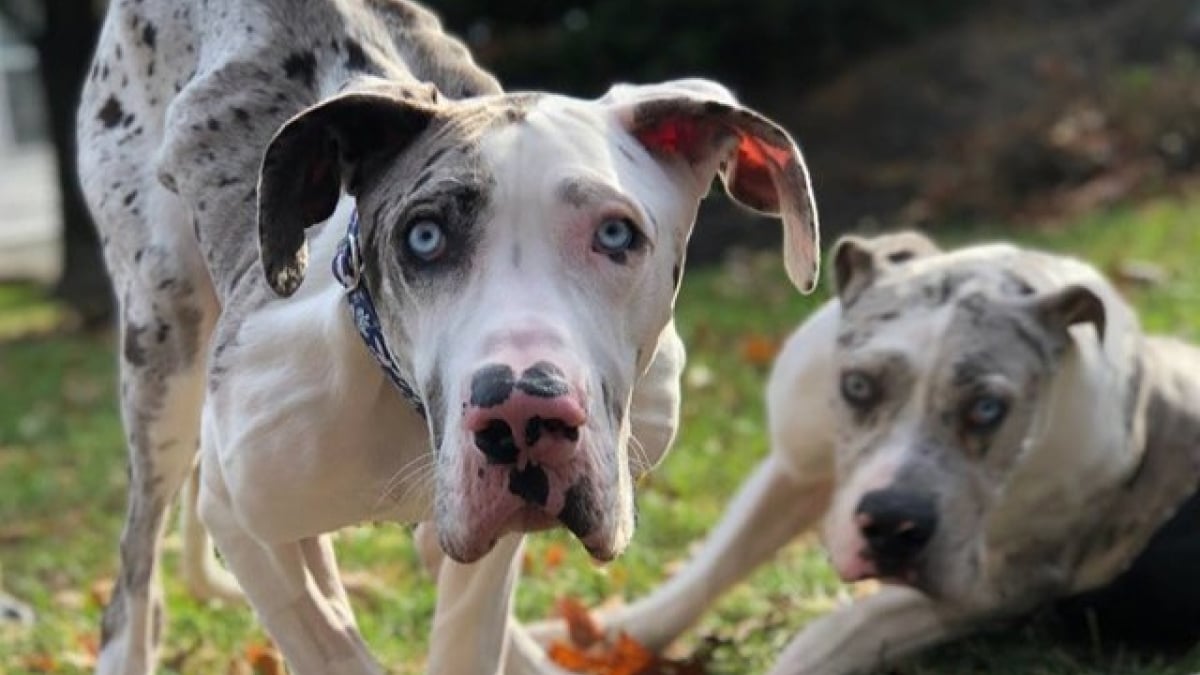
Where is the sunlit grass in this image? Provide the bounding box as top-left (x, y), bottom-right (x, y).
top-left (1, 193), bottom-right (1198, 673)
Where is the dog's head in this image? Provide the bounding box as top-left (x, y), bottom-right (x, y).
top-left (255, 77), bottom-right (819, 563)
top-left (821, 234), bottom-right (1106, 599)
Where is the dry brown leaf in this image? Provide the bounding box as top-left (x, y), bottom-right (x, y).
top-left (556, 596), bottom-right (605, 649)
top-left (740, 335), bottom-right (778, 366)
top-left (607, 632), bottom-right (656, 675)
top-left (549, 596), bottom-right (709, 675)
top-left (244, 642), bottom-right (285, 675)
top-left (20, 653), bottom-right (58, 673)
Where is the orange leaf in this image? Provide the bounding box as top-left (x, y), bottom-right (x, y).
top-left (21, 654), bottom-right (58, 673)
top-left (556, 596), bottom-right (605, 649)
top-left (244, 642), bottom-right (285, 675)
top-left (78, 632), bottom-right (100, 659)
top-left (543, 543), bottom-right (567, 571)
top-left (547, 640), bottom-right (599, 671)
top-left (740, 335), bottom-right (778, 366)
top-left (608, 632), bottom-right (656, 675)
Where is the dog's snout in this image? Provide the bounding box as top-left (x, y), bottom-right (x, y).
top-left (465, 362), bottom-right (585, 470)
top-left (854, 489), bottom-right (938, 568)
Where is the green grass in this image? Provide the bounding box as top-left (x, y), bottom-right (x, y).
top-left (1, 194), bottom-right (1199, 674)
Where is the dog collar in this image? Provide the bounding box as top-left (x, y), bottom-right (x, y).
top-left (332, 209), bottom-right (426, 418)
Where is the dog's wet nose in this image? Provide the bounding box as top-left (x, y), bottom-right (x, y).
top-left (465, 362), bottom-right (586, 467)
top-left (854, 489), bottom-right (938, 570)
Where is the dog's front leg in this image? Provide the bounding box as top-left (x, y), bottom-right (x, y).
top-left (525, 454), bottom-right (829, 653)
top-left (769, 586), bottom-right (973, 675)
top-left (198, 473), bottom-right (380, 675)
top-left (427, 533), bottom-right (526, 674)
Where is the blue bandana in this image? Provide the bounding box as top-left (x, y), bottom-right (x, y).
top-left (332, 210), bottom-right (426, 417)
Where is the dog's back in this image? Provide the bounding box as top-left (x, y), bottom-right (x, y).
top-left (77, 0), bottom-right (498, 303)
top-left (75, 3), bottom-right (498, 669)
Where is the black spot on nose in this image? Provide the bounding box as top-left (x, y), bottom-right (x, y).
top-left (470, 364), bottom-right (515, 408)
top-left (559, 477), bottom-right (597, 538)
top-left (516, 362), bottom-right (569, 398)
top-left (508, 464), bottom-right (550, 506)
top-left (475, 420), bottom-right (518, 464)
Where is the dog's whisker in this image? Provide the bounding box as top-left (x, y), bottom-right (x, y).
top-left (394, 461), bottom-right (438, 507)
top-left (373, 453), bottom-right (436, 514)
top-left (627, 433), bottom-right (652, 477)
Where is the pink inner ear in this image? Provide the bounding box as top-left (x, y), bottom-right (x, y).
top-left (731, 134), bottom-right (790, 212)
top-left (634, 116), bottom-right (708, 163)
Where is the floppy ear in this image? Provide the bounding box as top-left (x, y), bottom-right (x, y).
top-left (1030, 284), bottom-right (1107, 343)
top-left (831, 231), bottom-right (942, 306)
top-left (831, 235), bottom-right (876, 305)
top-left (257, 83), bottom-right (439, 296)
top-left (604, 79), bottom-right (820, 293)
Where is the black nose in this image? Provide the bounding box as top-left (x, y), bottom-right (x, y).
top-left (855, 489), bottom-right (938, 569)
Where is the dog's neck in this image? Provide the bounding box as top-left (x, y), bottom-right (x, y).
top-left (330, 208), bottom-right (426, 416)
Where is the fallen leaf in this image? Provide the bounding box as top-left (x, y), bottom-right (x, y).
top-left (77, 632), bottom-right (100, 659)
top-left (543, 543), bottom-right (568, 571)
top-left (549, 596), bottom-right (708, 675)
top-left (20, 653), bottom-right (58, 672)
top-left (607, 633), bottom-right (656, 674)
top-left (556, 596), bottom-right (604, 649)
top-left (244, 641), bottom-right (285, 675)
top-left (740, 335), bottom-right (778, 366)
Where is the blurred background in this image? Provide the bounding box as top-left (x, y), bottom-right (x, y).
top-left (1, 1), bottom-right (1199, 673)
top-left (0, 0), bottom-right (1198, 324)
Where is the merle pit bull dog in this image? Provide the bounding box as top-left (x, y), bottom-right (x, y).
top-left (75, 1), bottom-right (820, 673)
top-left (529, 232), bottom-right (1200, 673)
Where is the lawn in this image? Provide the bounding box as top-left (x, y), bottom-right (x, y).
top-left (1, 194), bottom-right (1199, 674)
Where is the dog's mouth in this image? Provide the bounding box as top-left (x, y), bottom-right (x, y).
top-left (434, 429), bottom-right (630, 564)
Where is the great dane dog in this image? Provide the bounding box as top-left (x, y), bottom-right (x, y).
top-left (529, 232), bottom-right (1200, 673)
top-left (76, 1), bottom-right (820, 673)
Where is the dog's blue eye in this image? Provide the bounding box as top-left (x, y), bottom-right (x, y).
top-left (965, 396), bottom-right (1008, 431)
top-left (840, 371), bottom-right (879, 407)
top-left (593, 218), bottom-right (638, 255)
top-left (406, 220), bottom-right (445, 261)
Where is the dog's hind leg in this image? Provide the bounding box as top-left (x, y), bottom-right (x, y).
top-left (179, 463), bottom-right (242, 602)
top-left (91, 201), bottom-right (219, 675)
top-left (525, 454), bottom-right (830, 653)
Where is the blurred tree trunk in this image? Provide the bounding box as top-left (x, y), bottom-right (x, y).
top-left (40, 2), bottom-right (108, 325)
top-left (1, 1), bottom-right (109, 325)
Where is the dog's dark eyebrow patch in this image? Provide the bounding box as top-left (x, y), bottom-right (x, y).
top-left (1009, 316), bottom-right (1050, 364)
top-left (1000, 271), bottom-right (1036, 296)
